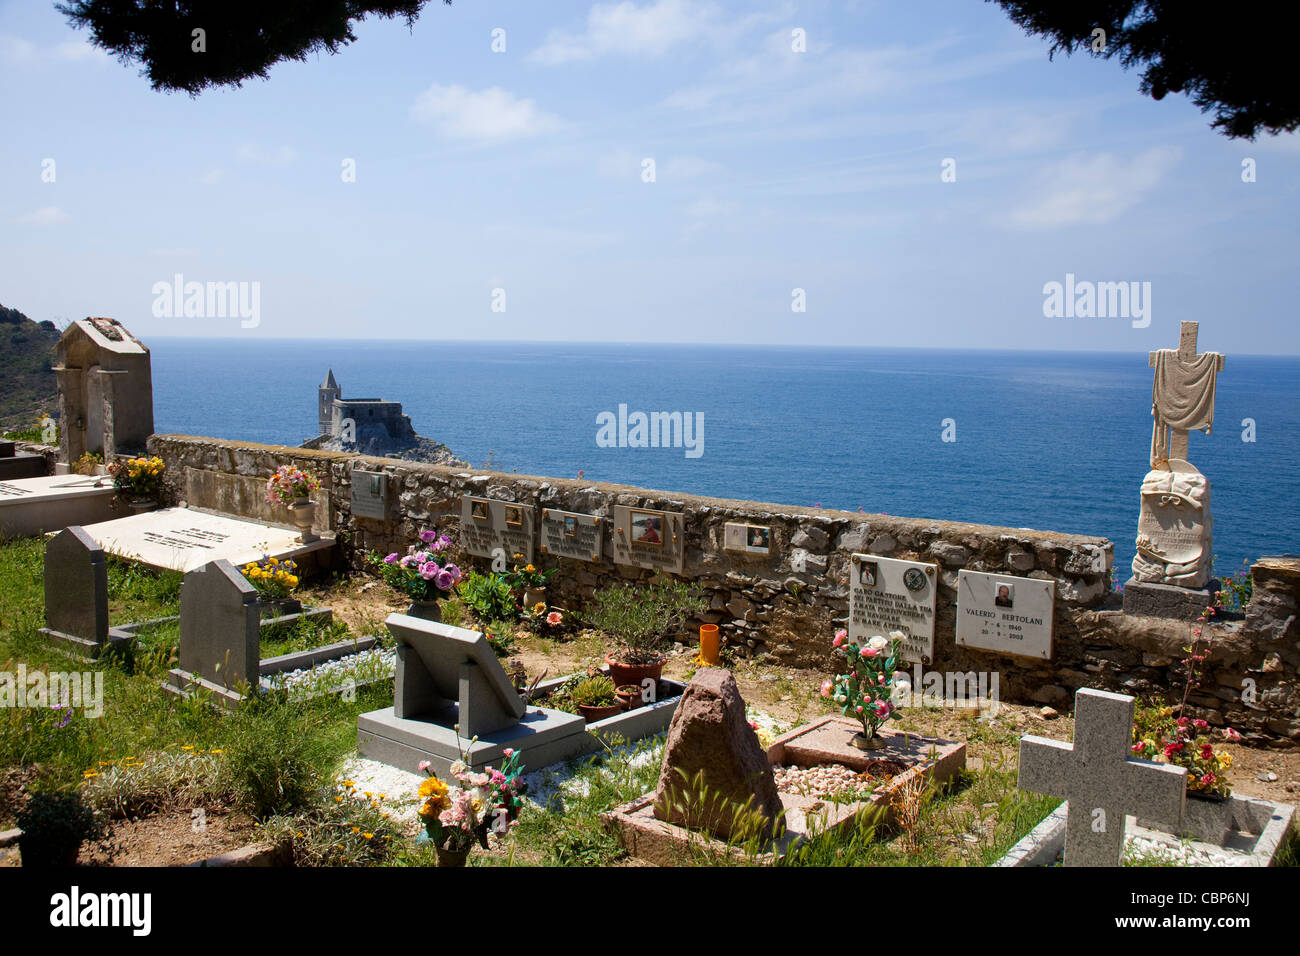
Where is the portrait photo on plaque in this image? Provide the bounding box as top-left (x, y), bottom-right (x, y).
top-left (745, 525), bottom-right (770, 553)
top-left (563, 515), bottom-right (578, 538)
top-left (470, 500), bottom-right (489, 521)
top-left (629, 509), bottom-right (664, 546)
top-left (504, 505), bottom-right (523, 528)
top-left (858, 560), bottom-right (879, 587)
top-left (994, 583), bottom-right (1015, 608)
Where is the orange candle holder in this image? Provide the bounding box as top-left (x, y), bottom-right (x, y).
top-left (699, 623), bottom-right (720, 665)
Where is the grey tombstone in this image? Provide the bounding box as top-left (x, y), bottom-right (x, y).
top-left (392, 615), bottom-right (526, 736)
top-left (350, 469), bottom-right (389, 520)
top-left (358, 613), bottom-right (586, 776)
top-left (39, 526), bottom-right (114, 657)
top-left (174, 559), bottom-right (260, 696)
top-left (1018, 688), bottom-right (1187, 867)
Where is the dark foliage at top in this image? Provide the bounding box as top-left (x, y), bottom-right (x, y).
top-left (991, 1), bottom-right (1299, 139)
top-left (58, 0), bottom-right (452, 94)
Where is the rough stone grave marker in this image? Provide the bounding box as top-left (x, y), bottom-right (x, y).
top-left (956, 570), bottom-right (1054, 659)
top-left (848, 553), bottom-right (937, 662)
top-left (539, 507), bottom-right (603, 562)
top-left (357, 614), bottom-right (585, 776)
top-left (38, 526), bottom-right (117, 658)
top-left (1018, 688), bottom-right (1186, 866)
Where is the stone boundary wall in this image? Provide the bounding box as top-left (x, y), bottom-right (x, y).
top-left (147, 434), bottom-right (1298, 746)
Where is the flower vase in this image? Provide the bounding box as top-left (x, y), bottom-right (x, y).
top-left (127, 496), bottom-right (155, 514)
top-left (407, 599), bottom-right (442, 622)
top-left (436, 845), bottom-right (470, 867)
top-left (850, 731), bottom-right (886, 751)
top-left (289, 498), bottom-right (318, 543)
top-left (523, 587), bottom-right (547, 609)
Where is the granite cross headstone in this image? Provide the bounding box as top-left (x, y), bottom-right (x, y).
top-left (389, 614), bottom-right (527, 737)
top-left (39, 526), bottom-right (109, 655)
top-left (1018, 688), bottom-right (1186, 866)
top-left (177, 559), bottom-right (260, 691)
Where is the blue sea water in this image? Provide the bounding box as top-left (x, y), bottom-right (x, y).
top-left (150, 339), bottom-right (1300, 578)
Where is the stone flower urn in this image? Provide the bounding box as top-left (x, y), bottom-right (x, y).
top-left (407, 599), bottom-right (442, 622)
top-left (289, 498), bottom-right (318, 543)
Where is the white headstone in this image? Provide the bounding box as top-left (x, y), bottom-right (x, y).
top-left (848, 553), bottom-right (938, 662)
top-left (956, 570), bottom-right (1054, 659)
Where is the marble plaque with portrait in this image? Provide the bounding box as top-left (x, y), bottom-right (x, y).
top-left (540, 508), bottom-right (603, 562)
top-left (611, 505), bottom-right (684, 573)
top-left (460, 497), bottom-right (535, 564)
top-left (848, 553), bottom-right (938, 663)
top-left (955, 570), bottom-right (1054, 659)
top-left (724, 522), bottom-right (771, 555)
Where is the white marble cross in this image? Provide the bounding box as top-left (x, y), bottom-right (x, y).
top-left (1148, 321), bottom-right (1226, 462)
top-left (1018, 688), bottom-right (1186, 867)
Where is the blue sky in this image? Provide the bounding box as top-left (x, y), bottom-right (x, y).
top-left (2, 0), bottom-right (1297, 352)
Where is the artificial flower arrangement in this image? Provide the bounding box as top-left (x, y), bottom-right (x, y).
top-left (369, 530), bottom-right (464, 600)
top-left (504, 561), bottom-right (554, 594)
top-left (417, 744), bottom-right (526, 864)
top-left (108, 455), bottom-right (165, 498)
top-left (240, 555), bottom-right (300, 600)
top-left (265, 464), bottom-right (320, 507)
top-left (1131, 595), bottom-right (1237, 798)
top-left (821, 629), bottom-right (905, 746)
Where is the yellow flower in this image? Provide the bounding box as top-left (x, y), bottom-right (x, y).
top-left (362, 833), bottom-right (374, 840)
top-left (533, 602), bottom-right (546, 615)
top-left (525, 565), bottom-right (536, 573)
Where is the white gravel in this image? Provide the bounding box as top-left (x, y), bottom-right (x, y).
top-left (266, 647), bottom-right (396, 698)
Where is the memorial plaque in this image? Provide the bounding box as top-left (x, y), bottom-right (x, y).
top-left (351, 469), bottom-right (390, 520)
top-left (540, 508), bottom-right (603, 562)
top-left (460, 496), bottom-right (535, 564)
top-left (956, 570), bottom-right (1054, 660)
top-left (611, 505), bottom-right (684, 574)
top-left (1135, 461), bottom-right (1211, 568)
top-left (724, 522), bottom-right (771, 555)
top-left (848, 553), bottom-right (937, 663)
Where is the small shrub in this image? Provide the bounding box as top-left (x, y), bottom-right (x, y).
top-left (584, 576), bottom-right (707, 664)
top-left (569, 675), bottom-right (616, 707)
top-left (260, 781), bottom-right (402, 866)
top-left (222, 703), bottom-right (336, 818)
top-left (457, 571), bottom-right (519, 623)
top-left (17, 790), bottom-right (106, 867)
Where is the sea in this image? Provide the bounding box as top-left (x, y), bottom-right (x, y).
top-left (150, 339), bottom-right (1300, 578)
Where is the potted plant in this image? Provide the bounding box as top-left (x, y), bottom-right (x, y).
top-left (504, 561), bottom-right (554, 611)
top-left (72, 452), bottom-right (104, 476)
top-left (569, 674), bottom-right (621, 723)
top-left (369, 530), bottom-right (464, 621)
top-left (585, 576), bottom-right (707, 688)
top-left (822, 629), bottom-right (905, 750)
top-left (240, 555), bottom-right (302, 618)
top-left (266, 464), bottom-right (322, 542)
top-left (615, 683), bottom-right (645, 711)
top-left (416, 748), bottom-right (525, 867)
top-left (108, 455), bottom-right (165, 511)
top-left (16, 791), bottom-right (105, 867)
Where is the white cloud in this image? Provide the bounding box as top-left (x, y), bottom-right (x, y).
top-left (685, 196), bottom-right (739, 218)
top-left (0, 35), bottom-right (110, 64)
top-left (662, 155), bottom-right (723, 179)
top-left (15, 206), bottom-right (70, 226)
top-left (0, 35), bottom-right (36, 63)
top-left (200, 168), bottom-right (225, 184)
top-left (235, 145), bottom-right (297, 167)
top-left (1007, 146), bottom-right (1183, 228)
top-left (597, 150), bottom-right (721, 180)
top-left (54, 40), bottom-right (110, 63)
top-left (411, 84), bottom-right (560, 141)
top-left (531, 0), bottom-right (721, 65)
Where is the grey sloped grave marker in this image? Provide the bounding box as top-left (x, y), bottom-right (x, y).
top-left (39, 526), bottom-right (122, 658)
top-left (1018, 688), bottom-right (1186, 867)
top-left (165, 559), bottom-right (260, 706)
top-left (358, 614), bottom-right (586, 777)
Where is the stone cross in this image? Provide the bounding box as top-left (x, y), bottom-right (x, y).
top-left (1018, 688), bottom-right (1186, 867)
top-left (1148, 321), bottom-right (1226, 462)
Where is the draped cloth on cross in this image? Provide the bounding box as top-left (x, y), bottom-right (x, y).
top-left (1149, 349), bottom-right (1223, 468)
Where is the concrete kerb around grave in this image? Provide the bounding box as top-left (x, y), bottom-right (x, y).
top-left (996, 795), bottom-right (1297, 867)
top-left (603, 716), bottom-right (967, 865)
top-left (527, 672), bottom-right (686, 759)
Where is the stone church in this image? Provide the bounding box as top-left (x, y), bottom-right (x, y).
top-left (308, 370), bottom-right (463, 465)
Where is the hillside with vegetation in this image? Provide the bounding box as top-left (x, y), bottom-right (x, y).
top-left (0, 303), bottom-right (60, 432)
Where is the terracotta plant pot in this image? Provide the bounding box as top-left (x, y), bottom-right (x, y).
top-left (615, 684), bottom-right (645, 711)
top-left (577, 702), bottom-right (623, 723)
top-left (604, 652), bottom-right (665, 691)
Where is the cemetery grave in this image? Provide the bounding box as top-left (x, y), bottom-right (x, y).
top-left (0, 473), bottom-right (118, 539)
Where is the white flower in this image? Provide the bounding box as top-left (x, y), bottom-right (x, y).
top-left (867, 635), bottom-right (889, 652)
top-left (888, 630), bottom-right (906, 643)
top-left (449, 760), bottom-right (468, 775)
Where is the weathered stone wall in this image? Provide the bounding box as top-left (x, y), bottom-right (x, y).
top-left (147, 434), bottom-right (1299, 746)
